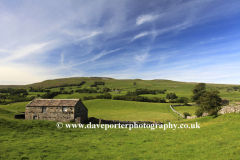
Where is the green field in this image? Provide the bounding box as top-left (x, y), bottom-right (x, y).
top-left (1, 77), bottom-right (240, 103)
top-left (0, 108), bottom-right (240, 159)
top-left (53, 93), bottom-right (103, 99)
top-left (0, 100), bottom-right (180, 122)
top-left (83, 99), bottom-right (178, 122)
top-left (0, 101), bottom-right (30, 113)
top-left (173, 105), bottom-right (200, 116)
top-left (0, 77), bottom-right (240, 159)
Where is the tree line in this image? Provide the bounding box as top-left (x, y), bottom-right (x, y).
top-left (75, 87), bottom-right (111, 93)
top-left (83, 93), bottom-right (112, 100)
top-left (45, 81), bottom-right (86, 89)
top-left (90, 81), bottom-right (105, 87)
top-left (113, 95), bottom-right (167, 103)
top-left (29, 87), bottom-right (50, 92)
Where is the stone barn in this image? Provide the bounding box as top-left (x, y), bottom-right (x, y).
top-left (25, 99), bottom-right (88, 123)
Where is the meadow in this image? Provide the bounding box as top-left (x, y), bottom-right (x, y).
top-left (173, 105), bottom-right (200, 116)
top-left (83, 99), bottom-right (179, 122)
top-left (0, 108), bottom-right (240, 159)
top-left (2, 77), bottom-right (239, 102)
top-left (26, 78), bottom-right (240, 103)
top-left (0, 77), bottom-right (240, 159)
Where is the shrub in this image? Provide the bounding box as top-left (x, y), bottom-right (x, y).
top-left (83, 96), bottom-right (94, 100)
top-left (195, 109), bottom-right (204, 117)
top-left (177, 97), bottom-right (188, 105)
top-left (183, 112), bottom-right (191, 118)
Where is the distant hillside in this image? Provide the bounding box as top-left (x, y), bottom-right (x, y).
top-left (0, 77), bottom-right (113, 89)
top-left (0, 77), bottom-right (237, 89)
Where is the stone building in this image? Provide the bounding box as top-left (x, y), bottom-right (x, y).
top-left (25, 99), bottom-right (88, 123)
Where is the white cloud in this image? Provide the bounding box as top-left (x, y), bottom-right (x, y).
top-left (78, 31), bottom-right (102, 41)
top-left (62, 48), bottom-right (122, 68)
top-left (0, 41), bottom-right (53, 62)
top-left (136, 14), bottom-right (159, 25)
top-left (135, 52), bottom-right (148, 62)
top-left (0, 1), bottom-right (239, 85)
top-left (61, 30), bottom-right (102, 41)
top-left (130, 31), bottom-right (150, 42)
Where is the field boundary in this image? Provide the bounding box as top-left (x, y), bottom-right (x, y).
top-left (88, 117), bottom-right (163, 124)
top-left (170, 105), bottom-right (185, 118)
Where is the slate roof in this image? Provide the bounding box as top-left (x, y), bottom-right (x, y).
top-left (26, 99), bottom-right (79, 107)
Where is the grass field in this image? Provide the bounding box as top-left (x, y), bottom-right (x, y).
top-left (0, 108), bottom-right (240, 159)
top-left (0, 100), bottom-right (180, 122)
top-left (0, 77), bottom-right (240, 159)
top-left (1, 77), bottom-right (240, 103)
top-left (0, 101), bottom-right (30, 113)
top-left (173, 105), bottom-right (200, 116)
top-left (53, 93), bottom-right (103, 99)
top-left (83, 99), bottom-right (178, 122)
top-left (1, 77), bottom-right (239, 103)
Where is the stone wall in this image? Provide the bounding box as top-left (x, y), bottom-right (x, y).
top-left (187, 116), bottom-right (197, 119)
top-left (88, 117), bottom-right (163, 125)
top-left (170, 105), bottom-right (185, 118)
top-left (170, 105), bottom-right (210, 119)
top-left (218, 105), bottom-right (240, 114)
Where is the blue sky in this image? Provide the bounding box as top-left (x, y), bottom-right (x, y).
top-left (1, 0), bottom-right (240, 85)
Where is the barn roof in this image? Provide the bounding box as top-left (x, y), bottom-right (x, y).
top-left (26, 99), bottom-right (79, 107)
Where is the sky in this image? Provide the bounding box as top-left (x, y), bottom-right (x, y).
top-left (1, 0), bottom-right (240, 85)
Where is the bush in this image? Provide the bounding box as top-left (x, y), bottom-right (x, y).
top-left (183, 112), bottom-right (191, 118)
top-left (195, 109), bottom-right (204, 117)
top-left (95, 93), bottom-right (112, 99)
top-left (177, 97), bottom-right (188, 105)
top-left (83, 96), bottom-right (94, 100)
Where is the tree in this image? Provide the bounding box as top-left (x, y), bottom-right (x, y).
top-left (0, 94), bottom-right (7, 103)
top-left (196, 90), bottom-right (222, 116)
top-left (192, 83), bottom-right (206, 101)
top-left (177, 97), bottom-right (188, 105)
top-left (133, 82), bottom-right (137, 85)
top-left (166, 93), bottom-right (170, 99)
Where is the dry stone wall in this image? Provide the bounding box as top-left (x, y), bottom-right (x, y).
top-left (187, 116), bottom-right (197, 119)
top-left (218, 105), bottom-right (240, 114)
top-left (170, 105), bottom-right (185, 118)
top-left (87, 117), bottom-right (163, 125)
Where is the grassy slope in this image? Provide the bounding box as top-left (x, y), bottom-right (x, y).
top-left (83, 99), bottom-right (177, 122)
top-left (53, 93), bottom-right (103, 99)
top-left (0, 101), bottom-right (30, 113)
top-left (174, 105), bottom-right (200, 116)
top-left (0, 77), bottom-right (239, 101)
top-left (0, 77), bottom-right (240, 159)
top-left (0, 100), bottom-right (178, 122)
top-left (0, 108), bottom-right (240, 159)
